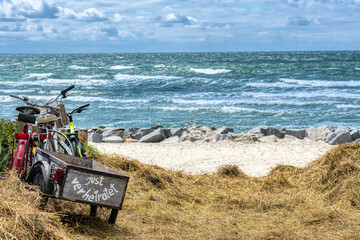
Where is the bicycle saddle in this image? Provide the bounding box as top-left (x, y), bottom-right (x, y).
top-left (16, 106), bottom-right (40, 115)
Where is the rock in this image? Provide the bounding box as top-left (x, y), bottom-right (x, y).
top-left (162, 128), bottom-right (171, 138)
top-left (103, 135), bottom-right (123, 143)
top-left (306, 127), bottom-right (331, 141)
top-left (129, 127), bottom-right (140, 133)
top-left (248, 125), bottom-right (284, 138)
top-left (216, 126), bottom-right (234, 135)
top-left (285, 129), bottom-right (306, 139)
top-left (139, 128), bottom-right (165, 142)
top-left (170, 128), bottom-right (185, 137)
top-left (102, 127), bottom-right (123, 138)
top-left (117, 130), bottom-right (133, 139)
top-left (351, 130), bottom-right (360, 141)
top-left (233, 134), bottom-right (255, 143)
top-left (88, 132), bottom-right (103, 143)
top-left (124, 138), bottom-right (139, 143)
top-left (180, 125), bottom-right (214, 142)
top-left (216, 133), bottom-right (234, 141)
top-left (267, 127), bottom-right (285, 139)
top-left (151, 125), bottom-right (163, 130)
top-left (133, 128), bottom-right (154, 140)
top-left (248, 125), bottom-right (268, 135)
top-left (95, 128), bottom-right (105, 134)
top-left (324, 127), bottom-right (352, 145)
top-left (162, 136), bottom-right (180, 143)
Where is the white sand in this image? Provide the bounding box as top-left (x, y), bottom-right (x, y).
top-left (91, 136), bottom-right (333, 177)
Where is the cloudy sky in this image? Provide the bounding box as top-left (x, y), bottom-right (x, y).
top-left (1, 0), bottom-right (360, 53)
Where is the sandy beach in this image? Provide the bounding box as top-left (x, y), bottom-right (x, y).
top-left (91, 136), bottom-right (333, 177)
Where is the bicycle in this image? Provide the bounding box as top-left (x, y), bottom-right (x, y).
top-left (67, 104), bottom-right (90, 158)
top-left (10, 85), bottom-right (75, 156)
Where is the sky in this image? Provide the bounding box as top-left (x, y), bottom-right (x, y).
top-left (0, 0), bottom-right (360, 53)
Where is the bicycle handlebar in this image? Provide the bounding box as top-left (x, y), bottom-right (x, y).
top-left (10, 94), bottom-right (25, 101)
top-left (70, 103), bottom-right (90, 115)
top-left (10, 94), bottom-right (60, 110)
top-left (61, 85), bottom-right (75, 98)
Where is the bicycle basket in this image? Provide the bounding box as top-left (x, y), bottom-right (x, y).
top-left (56, 103), bottom-right (69, 128)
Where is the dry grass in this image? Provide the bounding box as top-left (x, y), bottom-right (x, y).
top-left (2, 143), bottom-right (360, 239)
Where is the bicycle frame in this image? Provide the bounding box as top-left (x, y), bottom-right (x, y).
top-left (67, 104), bottom-right (89, 158)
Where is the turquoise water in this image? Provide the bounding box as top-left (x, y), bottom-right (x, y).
top-left (1, 51), bottom-right (360, 132)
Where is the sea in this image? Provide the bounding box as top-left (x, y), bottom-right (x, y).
top-left (1, 51), bottom-right (360, 132)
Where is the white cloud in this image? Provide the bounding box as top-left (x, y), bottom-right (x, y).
top-left (76, 8), bottom-right (107, 22)
top-left (156, 13), bottom-right (199, 27)
top-left (0, 0), bottom-right (60, 20)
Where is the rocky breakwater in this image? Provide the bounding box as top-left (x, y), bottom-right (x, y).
top-left (87, 124), bottom-right (360, 145)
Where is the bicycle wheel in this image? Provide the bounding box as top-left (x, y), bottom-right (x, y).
top-left (48, 130), bottom-right (74, 156)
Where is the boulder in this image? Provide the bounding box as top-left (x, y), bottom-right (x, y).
top-left (216, 126), bottom-right (234, 135)
top-left (133, 128), bottom-right (154, 140)
top-left (351, 130), bottom-right (360, 141)
top-left (306, 127), bottom-right (331, 141)
top-left (324, 127), bottom-right (352, 145)
top-left (267, 127), bottom-right (285, 138)
top-left (117, 130), bottom-right (133, 139)
top-left (248, 125), bottom-right (268, 135)
top-left (180, 125), bottom-right (214, 142)
top-left (216, 133), bottom-right (234, 141)
top-left (170, 128), bottom-right (185, 137)
top-left (102, 127), bottom-right (123, 138)
top-left (129, 127), bottom-right (140, 133)
top-left (162, 136), bottom-right (180, 143)
top-left (248, 125), bottom-right (284, 138)
top-left (162, 128), bottom-right (171, 138)
top-left (88, 132), bottom-right (103, 143)
top-left (285, 129), bottom-right (306, 139)
top-left (103, 135), bottom-right (123, 143)
top-left (139, 128), bottom-right (165, 143)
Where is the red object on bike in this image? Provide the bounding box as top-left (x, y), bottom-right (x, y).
top-left (14, 133), bottom-right (29, 140)
top-left (11, 132), bottom-right (30, 175)
top-left (52, 167), bottom-right (64, 181)
top-left (39, 133), bottom-right (52, 141)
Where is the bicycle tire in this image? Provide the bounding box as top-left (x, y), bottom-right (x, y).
top-left (45, 130), bottom-right (74, 156)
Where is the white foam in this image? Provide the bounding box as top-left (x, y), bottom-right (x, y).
top-left (280, 78), bottom-right (360, 87)
top-left (69, 65), bottom-right (90, 70)
top-left (154, 64), bottom-right (166, 68)
top-left (190, 68), bottom-right (231, 74)
top-left (25, 73), bottom-right (54, 79)
top-left (355, 68), bottom-right (360, 71)
top-left (114, 73), bottom-right (181, 81)
top-left (336, 104), bottom-right (360, 109)
top-left (241, 90), bottom-right (360, 100)
top-left (110, 65), bottom-right (135, 70)
top-left (0, 89), bottom-right (34, 93)
top-left (0, 95), bottom-right (15, 102)
top-left (77, 74), bottom-right (106, 79)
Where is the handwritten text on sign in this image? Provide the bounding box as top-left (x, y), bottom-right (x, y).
top-left (71, 176), bottom-right (119, 202)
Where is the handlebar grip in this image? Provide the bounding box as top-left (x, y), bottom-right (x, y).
top-left (18, 113), bottom-right (37, 124)
top-left (10, 94), bottom-right (23, 100)
top-left (80, 104), bottom-right (90, 108)
top-left (61, 85), bottom-right (75, 97)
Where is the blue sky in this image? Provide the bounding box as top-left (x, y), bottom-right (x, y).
top-left (1, 0), bottom-right (360, 53)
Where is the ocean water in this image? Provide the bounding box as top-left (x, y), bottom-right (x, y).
top-left (1, 51), bottom-right (360, 132)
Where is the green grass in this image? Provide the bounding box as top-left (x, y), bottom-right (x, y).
top-left (0, 118), bottom-right (18, 171)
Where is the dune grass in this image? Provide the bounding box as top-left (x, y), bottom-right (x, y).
top-left (1, 143), bottom-right (360, 239)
